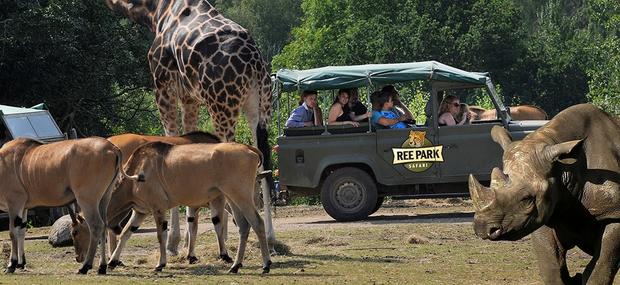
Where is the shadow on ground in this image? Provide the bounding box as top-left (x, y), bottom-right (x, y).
top-left (305, 212), bottom-right (474, 225)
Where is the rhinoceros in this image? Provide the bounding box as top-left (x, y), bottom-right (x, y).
top-left (469, 104), bottom-right (620, 284)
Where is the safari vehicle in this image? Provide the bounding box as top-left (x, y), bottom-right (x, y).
top-left (273, 61), bottom-right (548, 221)
top-left (0, 104), bottom-right (67, 228)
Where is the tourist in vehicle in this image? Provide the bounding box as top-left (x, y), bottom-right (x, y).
top-left (347, 88), bottom-right (371, 122)
top-left (381, 85), bottom-right (415, 124)
top-left (438, 95), bottom-right (470, 126)
top-left (285, 90), bottom-right (323, 128)
top-left (327, 89), bottom-right (360, 126)
top-left (455, 103), bottom-right (476, 124)
top-left (371, 90), bottom-right (407, 129)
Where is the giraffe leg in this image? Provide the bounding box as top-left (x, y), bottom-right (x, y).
top-left (155, 84), bottom-right (182, 256)
top-left (180, 98), bottom-right (201, 250)
top-left (181, 96), bottom-right (200, 134)
top-left (155, 84), bottom-right (180, 137)
top-left (244, 95), bottom-right (277, 255)
top-left (208, 104), bottom-right (242, 244)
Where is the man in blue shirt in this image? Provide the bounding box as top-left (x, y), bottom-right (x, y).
top-left (285, 90), bottom-right (323, 128)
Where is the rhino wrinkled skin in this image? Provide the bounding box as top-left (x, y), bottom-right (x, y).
top-left (469, 104), bottom-right (620, 285)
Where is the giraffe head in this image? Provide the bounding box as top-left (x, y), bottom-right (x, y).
top-left (105, 0), bottom-right (160, 31)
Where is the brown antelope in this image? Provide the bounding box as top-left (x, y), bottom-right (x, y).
top-left (72, 142), bottom-right (272, 273)
top-left (469, 105), bottom-right (548, 121)
top-left (0, 137), bottom-right (133, 274)
top-left (107, 132), bottom-right (232, 264)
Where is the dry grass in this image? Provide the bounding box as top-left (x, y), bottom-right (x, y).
top-left (407, 234), bottom-right (429, 244)
top-left (0, 201), bottom-right (612, 285)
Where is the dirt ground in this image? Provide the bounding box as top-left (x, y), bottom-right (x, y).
top-left (0, 198), bottom-right (616, 284)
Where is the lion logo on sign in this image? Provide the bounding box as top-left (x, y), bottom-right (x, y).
top-left (408, 131), bottom-right (426, 147)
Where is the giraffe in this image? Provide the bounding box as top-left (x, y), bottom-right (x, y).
top-left (104, 0), bottom-right (276, 256)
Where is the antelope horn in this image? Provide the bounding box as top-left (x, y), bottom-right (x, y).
top-left (67, 204), bottom-right (77, 224)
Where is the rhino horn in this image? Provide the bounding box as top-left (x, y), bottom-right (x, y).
top-left (542, 139), bottom-right (584, 163)
top-left (491, 126), bottom-right (513, 151)
top-left (469, 174), bottom-right (496, 211)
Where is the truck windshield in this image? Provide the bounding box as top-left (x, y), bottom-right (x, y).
top-left (4, 113), bottom-right (63, 139)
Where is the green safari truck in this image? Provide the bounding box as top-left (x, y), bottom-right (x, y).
top-left (273, 61), bottom-right (547, 221)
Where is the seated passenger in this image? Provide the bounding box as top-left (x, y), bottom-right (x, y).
top-left (456, 103), bottom-right (476, 124)
top-left (438, 95), bottom-right (470, 126)
top-left (381, 85), bottom-right (415, 124)
top-left (346, 88), bottom-right (371, 122)
top-left (370, 90), bottom-right (407, 129)
top-left (285, 90), bottom-right (323, 128)
top-left (328, 89), bottom-right (360, 127)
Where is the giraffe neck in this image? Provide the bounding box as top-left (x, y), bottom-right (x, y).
top-left (106, 0), bottom-right (221, 32)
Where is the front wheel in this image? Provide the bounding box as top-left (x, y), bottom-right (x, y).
top-left (320, 167), bottom-right (378, 222)
top-left (369, 196), bottom-right (385, 215)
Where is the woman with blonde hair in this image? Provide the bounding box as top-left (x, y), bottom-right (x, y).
top-left (438, 95), bottom-right (470, 126)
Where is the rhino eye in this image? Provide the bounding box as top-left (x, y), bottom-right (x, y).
top-left (520, 195), bottom-right (535, 209)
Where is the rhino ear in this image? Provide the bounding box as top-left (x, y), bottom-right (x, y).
top-left (490, 167), bottom-right (509, 189)
top-left (469, 174), bottom-right (496, 211)
top-left (543, 139), bottom-right (584, 163)
top-left (491, 126), bottom-right (513, 151)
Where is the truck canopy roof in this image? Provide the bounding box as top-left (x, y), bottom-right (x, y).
top-left (0, 104), bottom-right (47, 115)
top-left (276, 61), bottom-right (489, 92)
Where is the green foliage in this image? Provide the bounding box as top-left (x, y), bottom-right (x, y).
top-left (290, 196), bottom-right (321, 206)
top-left (583, 0), bottom-right (620, 115)
top-left (214, 0), bottom-right (302, 65)
top-left (0, 0), bottom-right (152, 136)
top-left (273, 0), bottom-right (523, 74)
top-left (1, 0), bottom-right (618, 149)
top-left (273, 0), bottom-right (620, 117)
top-left (586, 37), bottom-right (620, 115)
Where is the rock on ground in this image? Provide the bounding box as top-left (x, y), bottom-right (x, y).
top-left (48, 215), bottom-right (73, 247)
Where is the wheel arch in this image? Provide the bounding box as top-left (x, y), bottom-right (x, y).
top-left (316, 160), bottom-right (378, 189)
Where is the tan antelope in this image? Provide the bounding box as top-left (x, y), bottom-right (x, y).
top-left (72, 142), bottom-right (272, 273)
top-left (107, 131), bottom-right (232, 264)
top-left (469, 105), bottom-right (548, 121)
top-left (0, 137), bottom-right (133, 274)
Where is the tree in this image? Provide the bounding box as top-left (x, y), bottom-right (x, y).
top-left (214, 0), bottom-right (302, 65)
top-left (273, 0), bottom-right (523, 76)
top-left (273, 0), bottom-right (620, 116)
top-left (0, 0), bottom-right (154, 136)
top-left (584, 0), bottom-right (620, 115)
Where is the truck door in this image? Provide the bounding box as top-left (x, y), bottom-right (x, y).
top-left (436, 123), bottom-right (504, 182)
top-left (376, 126), bottom-right (440, 185)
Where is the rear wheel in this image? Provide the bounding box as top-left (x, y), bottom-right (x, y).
top-left (320, 167), bottom-right (378, 221)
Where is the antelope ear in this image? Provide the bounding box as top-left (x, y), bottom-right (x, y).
top-left (68, 206), bottom-right (77, 224)
top-left (543, 139), bottom-right (584, 163)
top-left (469, 174), bottom-right (496, 211)
top-left (76, 214), bottom-right (85, 224)
top-left (256, 170), bottom-right (272, 180)
top-left (491, 126), bottom-right (513, 151)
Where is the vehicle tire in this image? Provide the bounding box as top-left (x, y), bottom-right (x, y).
top-left (32, 208), bottom-right (51, 226)
top-left (49, 207), bottom-right (64, 222)
top-left (321, 167), bottom-right (378, 222)
top-left (369, 196), bottom-right (385, 215)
